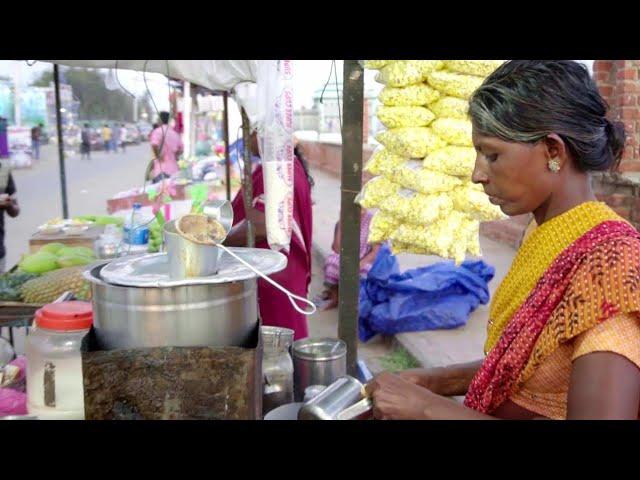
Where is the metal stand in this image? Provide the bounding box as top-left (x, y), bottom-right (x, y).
top-left (241, 108), bottom-right (255, 248)
top-left (338, 61), bottom-right (364, 377)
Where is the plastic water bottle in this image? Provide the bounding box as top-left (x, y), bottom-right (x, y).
top-left (123, 203), bottom-right (150, 246)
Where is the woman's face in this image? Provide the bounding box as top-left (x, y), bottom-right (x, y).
top-left (471, 130), bottom-right (557, 217)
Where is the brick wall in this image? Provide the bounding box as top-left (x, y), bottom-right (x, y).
top-left (593, 60), bottom-right (640, 173)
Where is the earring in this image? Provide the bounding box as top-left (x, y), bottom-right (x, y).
top-left (548, 158), bottom-right (561, 173)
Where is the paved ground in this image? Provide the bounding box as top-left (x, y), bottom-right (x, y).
top-left (5, 143), bottom-right (154, 269)
top-left (308, 167), bottom-right (518, 370)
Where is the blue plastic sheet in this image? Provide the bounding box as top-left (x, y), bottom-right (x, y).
top-left (358, 244), bottom-right (495, 342)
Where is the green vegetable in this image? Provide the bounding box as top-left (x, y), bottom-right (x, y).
top-left (74, 215), bottom-right (96, 222)
top-left (57, 246), bottom-right (95, 259)
top-left (39, 242), bottom-right (66, 255)
top-left (18, 252), bottom-right (60, 274)
top-left (57, 255), bottom-right (93, 268)
top-left (94, 216), bottom-right (124, 226)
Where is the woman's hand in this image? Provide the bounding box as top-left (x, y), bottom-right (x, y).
top-left (396, 368), bottom-right (456, 396)
top-left (367, 371), bottom-right (497, 420)
top-left (367, 372), bottom-right (436, 420)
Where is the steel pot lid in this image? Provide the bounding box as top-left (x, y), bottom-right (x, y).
top-left (97, 247), bottom-right (288, 288)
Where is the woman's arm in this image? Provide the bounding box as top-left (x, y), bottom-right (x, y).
top-left (567, 351), bottom-right (640, 419)
top-left (360, 242), bottom-right (383, 268)
top-left (368, 371), bottom-right (496, 420)
top-left (224, 207), bottom-right (267, 247)
top-left (331, 221), bottom-right (341, 254)
top-left (398, 360), bottom-right (483, 397)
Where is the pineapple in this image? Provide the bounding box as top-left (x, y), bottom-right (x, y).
top-left (21, 266), bottom-right (92, 304)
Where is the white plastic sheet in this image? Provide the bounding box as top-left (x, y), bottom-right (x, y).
top-left (255, 60), bottom-right (294, 252)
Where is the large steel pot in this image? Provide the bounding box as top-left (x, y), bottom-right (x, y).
top-left (84, 262), bottom-right (258, 350)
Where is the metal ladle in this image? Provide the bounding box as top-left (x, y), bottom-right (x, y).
top-left (175, 212), bottom-right (316, 316)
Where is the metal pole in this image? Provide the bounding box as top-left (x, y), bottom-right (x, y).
top-left (183, 81), bottom-right (192, 158)
top-left (338, 60), bottom-right (364, 378)
top-left (54, 64), bottom-right (69, 219)
top-left (223, 92), bottom-right (231, 201)
top-left (241, 108), bottom-right (254, 247)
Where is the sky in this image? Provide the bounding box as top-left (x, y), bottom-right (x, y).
top-left (0, 59), bottom-right (595, 113)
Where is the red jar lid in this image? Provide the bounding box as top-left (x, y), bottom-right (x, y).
top-left (35, 301), bottom-right (93, 331)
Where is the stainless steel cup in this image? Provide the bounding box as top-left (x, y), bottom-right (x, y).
top-left (163, 220), bottom-right (222, 279)
top-left (297, 375), bottom-right (372, 420)
top-left (292, 338), bottom-right (346, 402)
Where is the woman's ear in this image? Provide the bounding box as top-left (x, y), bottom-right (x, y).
top-left (544, 134), bottom-right (569, 165)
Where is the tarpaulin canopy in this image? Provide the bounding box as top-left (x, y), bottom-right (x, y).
top-left (47, 60), bottom-right (257, 92)
top-left (44, 60), bottom-right (260, 128)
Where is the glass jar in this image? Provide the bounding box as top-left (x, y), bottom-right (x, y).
top-left (25, 301), bottom-right (93, 420)
top-left (261, 326), bottom-right (294, 416)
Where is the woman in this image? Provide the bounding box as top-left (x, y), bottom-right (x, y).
top-left (368, 60), bottom-right (640, 420)
top-left (314, 208), bottom-right (381, 311)
top-left (225, 132), bottom-right (314, 340)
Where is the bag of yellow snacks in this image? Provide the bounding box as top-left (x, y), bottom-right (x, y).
top-left (431, 118), bottom-right (473, 147)
top-left (428, 96), bottom-right (469, 120)
top-left (376, 106), bottom-right (435, 129)
top-left (444, 60), bottom-right (503, 77)
top-left (450, 183), bottom-right (506, 221)
top-left (368, 211), bottom-right (400, 244)
top-left (379, 84), bottom-right (440, 107)
top-left (391, 160), bottom-right (462, 195)
top-left (376, 60), bottom-right (445, 87)
top-left (426, 70), bottom-right (485, 100)
top-left (356, 176), bottom-right (399, 210)
top-left (376, 127), bottom-right (446, 158)
top-left (364, 148), bottom-right (406, 176)
top-left (423, 146), bottom-right (476, 178)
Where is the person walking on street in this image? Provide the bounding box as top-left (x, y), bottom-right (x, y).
top-left (120, 123), bottom-right (127, 153)
top-left (30, 123), bottom-right (42, 160)
top-left (80, 123), bottom-right (91, 160)
top-left (0, 160), bottom-right (19, 273)
top-left (0, 117), bottom-right (8, 159)
top-left (102, 124), bottom-right (112, 153)
top-left (149, 112), bottom-right (183, 183)
top-left (111, 124), bottom-right (120, 154)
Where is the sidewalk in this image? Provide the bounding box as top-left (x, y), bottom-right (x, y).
top-left (309, 167), bottom-right (517, 369)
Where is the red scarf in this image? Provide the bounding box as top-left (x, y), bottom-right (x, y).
top-left (464, 220), bottom-right (640, 414)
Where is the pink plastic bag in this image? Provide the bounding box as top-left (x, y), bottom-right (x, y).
top-left (0, 388), bottom-right (27, 416)
top-left (0, 356), bottom-right (28, 416)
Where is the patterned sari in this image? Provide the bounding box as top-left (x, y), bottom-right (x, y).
top-left (464, 201), bottom-right (640, 415)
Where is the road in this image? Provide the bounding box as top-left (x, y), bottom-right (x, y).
top-left (5, 143), bottom-right (153, 269)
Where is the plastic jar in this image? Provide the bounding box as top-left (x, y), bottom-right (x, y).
top-left (25, 301), bottom-right (93, 420)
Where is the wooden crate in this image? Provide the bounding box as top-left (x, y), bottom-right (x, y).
top-left (29, 225), bottom-right (104, 254)
top-left (81, 323), bottom-right (263, 420)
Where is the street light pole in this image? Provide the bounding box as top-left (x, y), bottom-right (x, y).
top-left (54, 64), bottom-right (69, 219)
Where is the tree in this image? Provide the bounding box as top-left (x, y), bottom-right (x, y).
top-left (31, 68), bottom-right (137, 122)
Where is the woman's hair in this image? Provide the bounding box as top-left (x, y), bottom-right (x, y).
top-left (294, 144), bottom-right (315, 188)
top-left (469, 60), bottom-right (626, 172)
